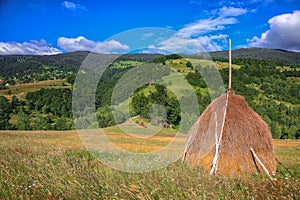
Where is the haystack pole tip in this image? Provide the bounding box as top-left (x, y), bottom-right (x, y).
top-left (228, 38), bottom-right (232, 91)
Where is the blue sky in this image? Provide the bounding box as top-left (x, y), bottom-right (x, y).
top-left (0, 0), bottom-right (299, 55)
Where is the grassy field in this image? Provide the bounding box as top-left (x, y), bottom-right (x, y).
top-left (186, 58), bottom-right (241, 70)
top-left (0, 79), bottom-right (71, 100)
top-left (0, 129), bottom-right (299, 199)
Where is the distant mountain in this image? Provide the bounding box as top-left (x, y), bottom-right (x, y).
top-left (208, 48), bottom-right (300, 65)
top-left (0, 51), bottom-right (162, 68)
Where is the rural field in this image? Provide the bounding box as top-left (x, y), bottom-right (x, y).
top-left (0, 129), bottom-right (299, 199)
top-left (0, 79), bottom-right (71, 100)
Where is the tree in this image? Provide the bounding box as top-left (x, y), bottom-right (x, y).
top-left (150, 84), bottom-right (167, 105)
top-left (32, 113), bottom-right (53, 130)
top-left (96, 105), bottom-right (115, 128)
top-left (186, 61), bottom-right (193, 68)
top-left (131, 92), bottom-right (149, 117)
top-left (15, 109), bottom-right (31, 130)
top-left (11, 95), bottom-right (19, 113)
top-left (0, 96), bottom-right (11, 130)
top-left (166, 97), bottom-right (181, 126)
top-left (55, 117), bottom-right (72, 130)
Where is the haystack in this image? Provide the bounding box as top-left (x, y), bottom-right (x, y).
top-left (183, 39), bottom-right (276, 176)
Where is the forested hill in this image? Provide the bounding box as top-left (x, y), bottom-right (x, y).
top-left (0, 51), bottom-right (162, 80)
top-left (1, 48), bottom-right (300, 80)
top-left (208, 48), bottom-right (300, 65)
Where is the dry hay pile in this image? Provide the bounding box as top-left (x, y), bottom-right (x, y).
top-left (183, 90), bottom-right (276, 176)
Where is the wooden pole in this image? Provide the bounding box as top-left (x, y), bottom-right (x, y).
top-left (250, 148), bottom-right (274, 181)
top-left (210, 112), bottom-right (219, 175)
top-left (275, 157), bottom-right (295, 178)
top-left (228, 39), bottom-right (232, 90)
top-left (210, 93), bottom-right (229, 175)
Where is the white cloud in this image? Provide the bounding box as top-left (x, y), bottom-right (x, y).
top-left (57, 36), bottom-right (95, 51)
top-left (0, 39), bottom-right (61, 55)
top-left (150, 6), bottom-right (246, 53)
top-left (156, 36), bottom-right (204, 53)
top-left (62, 1), bottom-right (87, 11)
top-left (93, 40), bottom-right (130, 54)
top-left (154, 34), bottom-right (227, 53)
top-left (177, 6), bottom-right (246, 38)
top-left (248, 10), bottom-right (300, 52)
top-left (178, 17), bottom-right (237, 37)
top-left (57, 36), bottom-right (129, 53)
top-left (219, 6), bottom-right (247, 17)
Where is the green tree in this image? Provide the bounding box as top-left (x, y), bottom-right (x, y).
top-left (32, 113), bottom-right (52, 130)
top-left (96, 105), bottom-right (115, 128)
top-left (0, 96), bottom-right (11, 130)
top-left (131, 92), bottom-right (149, 117)
top-left (55, 117), bottom-right (72, 130)
top-left (15, 110), bottom-right (31, 130)
top-left (150, 84), bottom-right (167, 105)
top-left (186, 61), bottom-right (193, 68)
top-left (11, 95), bottom-right (19, 113)
top-left (166, 97), bottom-right (180, 126)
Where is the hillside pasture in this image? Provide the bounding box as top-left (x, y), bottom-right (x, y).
top-left (0, 79), bottom-right (71, 100)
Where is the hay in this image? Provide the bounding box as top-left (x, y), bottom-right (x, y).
top-left (183, 90), bottom-right (276, 176)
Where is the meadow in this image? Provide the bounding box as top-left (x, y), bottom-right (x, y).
top-left (0, 79), bottom-right (71, 100)
top-left (0, 129), bottom-right (299, 199)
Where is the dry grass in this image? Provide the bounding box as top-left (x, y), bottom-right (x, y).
top-left (0, 130), bottom-right (299, 199)
top-left (273, 139), bottom-right (300, 147)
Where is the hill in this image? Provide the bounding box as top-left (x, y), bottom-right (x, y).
top-left (184, 48), bottom-right (300, 65)
top-left (0, 51), bottom-right (162, 83)
top-left (208, 48), bottom-right (300, 65)
top-left (1, 48), bottom-right (299, 83)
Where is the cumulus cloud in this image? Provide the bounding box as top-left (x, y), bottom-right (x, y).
top-left (248, 10), bottom-right (300, 52)
top-left (93, 40), bottom-right (130, 54)
top-left (0, 39), bottom-right (61, 55)
top-left (62, 1), bottom-right (87, 11)
top-left (57, 36), bottom-right (95, 51)
top-left (57, 36), bottom-right (129, 53)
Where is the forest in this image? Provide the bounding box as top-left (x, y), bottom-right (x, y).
top-left (0, 49), bottom-right (299, 139)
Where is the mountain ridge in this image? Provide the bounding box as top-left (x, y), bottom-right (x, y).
top-left (1, 48), bottom-right (299, 81)
top-left (207, 47), bottom-right (300, 65)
